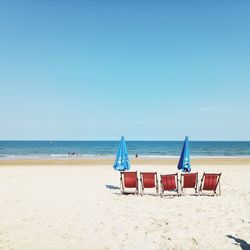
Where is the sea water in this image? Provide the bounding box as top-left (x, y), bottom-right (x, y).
top-left (0, 141), bottom-right (250, 159)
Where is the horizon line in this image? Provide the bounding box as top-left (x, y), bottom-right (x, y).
top-left (0, 139), bottom-right (250, 142)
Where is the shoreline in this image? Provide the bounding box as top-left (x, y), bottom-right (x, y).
top-left (1, 156), bottom-right (250, 166)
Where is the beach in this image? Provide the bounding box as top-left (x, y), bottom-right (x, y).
top-left (0, 158), bottom-right (250, 250)
top-left (2, 0), bottom-right (250, 249)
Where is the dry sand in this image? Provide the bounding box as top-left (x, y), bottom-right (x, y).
top-left (0, 158), bottom-right (250, 250)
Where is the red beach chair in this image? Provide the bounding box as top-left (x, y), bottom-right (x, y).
top-left (180, 172), bottom-right (198, 195)
top-left (199, 173), bottom-right (222, 196)
top-left (160, 173), bottom-right (179, 197)
top-left (120, 171), bottom-right (139, 194)
top-left (140, 172), bottom-right (158, 195)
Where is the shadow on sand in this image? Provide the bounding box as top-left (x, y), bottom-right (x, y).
top-left (227, 235), bottom-right (250, 250)
top-left (105, 184), bottom-right (120, 190)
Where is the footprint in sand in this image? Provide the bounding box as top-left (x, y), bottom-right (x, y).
top-left (192, 237), bottom-right (198, 246)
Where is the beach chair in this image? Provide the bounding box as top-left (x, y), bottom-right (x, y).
top-left (120, 171), bottom-right (139, 194)
top-left (180, 172), bottom-right (198, 195)
top-left (140, 172), bottom-right (158, 195)
top-left (160, 173), bottom-right (179, 197)
top-left (199, 173), bottom-right (222, 196)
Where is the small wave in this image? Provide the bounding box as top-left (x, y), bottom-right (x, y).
top-left (50, 154), bottom-right (70, 158)
top-left (191, 155), bottom-right (250, 158)
top-left (134, 155), bottom-right (179, 158)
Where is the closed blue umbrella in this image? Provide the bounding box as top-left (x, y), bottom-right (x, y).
top-left (177, 136), bottom-right (191, 172)
top-left (113, 136), bottom-right (130, 171)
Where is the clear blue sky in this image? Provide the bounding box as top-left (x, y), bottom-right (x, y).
top-left (0, 1), bottom-right (249, 140)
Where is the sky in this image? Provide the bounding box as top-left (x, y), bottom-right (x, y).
top-left (0, 0), bottom-right (249, 140)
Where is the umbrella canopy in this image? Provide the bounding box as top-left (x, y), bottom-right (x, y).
top-left (113, 136), bottom-right (130, 171)
top-left (177, 136), bottom-right (191, 172)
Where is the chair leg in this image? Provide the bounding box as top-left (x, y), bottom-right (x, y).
top-left (156, 174), bottom-right (159, 195)
top-left (177, 179), bottom-right (180, 196)
top-left (136, 178), bottom-right (139, 195)
top-left (199, 182), bottom-right (202, 196)
top-left (160, 185), bottom-right (164, 197)
top-left (195, 186), bottom-right (198, 196)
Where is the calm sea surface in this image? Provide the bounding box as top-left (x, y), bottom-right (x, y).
top-left (0, 141), bottom-right (250, 159)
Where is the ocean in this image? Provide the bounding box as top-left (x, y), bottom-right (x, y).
top-left (0, 141), bottom-right (250, 159)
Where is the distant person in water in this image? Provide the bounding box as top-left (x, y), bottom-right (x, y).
top-left (68, 152), bottom-right (79, 156)
top-left (135, 153), bottom-right (138, 158)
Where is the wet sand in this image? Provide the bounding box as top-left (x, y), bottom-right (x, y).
top-left (1, 157), bottom-right (250, 166)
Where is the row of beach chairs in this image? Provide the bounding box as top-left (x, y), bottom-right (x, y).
top-left (120, 171), bottom-right (221, 197)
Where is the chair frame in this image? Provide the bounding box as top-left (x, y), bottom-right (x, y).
top-left (199, 172), bottom-right (222, 196)
top-left (160, 173), bottom-right (179, 197)
top-left (180, 172), bottom-right (198, 195)
top-left (140, 172), bottom-right (158, 195)
top-left (120, 171), bottom-right (139, 194)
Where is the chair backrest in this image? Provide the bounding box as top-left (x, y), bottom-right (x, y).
top-left (123, 172), bottom-right (138, 188)
top-left (141, 172), bottom-right (157, 188)
top-left (161, 174), bottom-right (177, 191)
top-left (202, 173), bottom-right (221, 191)
top-left (182, 173), bottom-right (198, 188)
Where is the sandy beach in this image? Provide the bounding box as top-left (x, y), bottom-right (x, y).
top-left (2, 0), bottom-right (250, 249)
top-left (0, 158), bottom-right (250, 250)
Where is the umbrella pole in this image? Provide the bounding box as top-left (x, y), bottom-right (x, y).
top-left (120, 171), bottom-right (124, 194)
